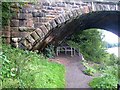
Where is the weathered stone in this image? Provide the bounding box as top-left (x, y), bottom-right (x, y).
top-left (64, 14), bottom-right (70, 21)
top-left (35, 28), bottom-right (44, 38)
top-left (49, 20), bottom-right (57, 28)
top-left (0, 31), bottom-right (2, 36)
top-left (22, 39), bottom-right (32, 50)
top-left (76, 8), bottom-right (82, 16)
top-left (2, 37), bottom-right (10, 44)
top-left (19, 20), bottom-right (26, 27)
top-left (20, 32), bottom-right (29, 37)
top-left (3, 26), bottom-right (10, 31)
top-left (83, 6), bottom-right (90, 13)
top-left (2, 31), bottom-right (10, 37)
top-left (18, 13), bottom-right (28, 20)
top-left (31, 31), bottom-right (40, 41)
top-left (10, 20), bottom-right (19, 27)
top-left (73, 10), bottom-right (78, 17)
top-left (68, 11), bottom-right (73, 18)
top-left (40, 25), bottom-right (48, 35)
top-left (11, 13), bottom-right (18, 19)
top-left (19, 27), bottom-right (35, 32)
top-left (59, 15), bottom-right (66, 23)
top-left (33, 17), bottom-right (39, 22)
top-left (11, 31), bottom-right (20, 37)
top-left (34, 23), bottom-right (43, 28)
top-left (26, 34), bottom-right (35, 44)
top-left (28, 13), bottom-right (33, 18)
top-left (58, 16), bottom-right (65, 24)
top-left (54, 17), bottom-right (61, 25)
top-left (26, 19), bottom-right (33, 27)
top-left (39, 18), bottom-right (48, 23)
top-left (11, 38), bottom-right (21, 43)
top-left (44, 22), bottom-right (52, 31)
top-left (32, 12), bottom-right (45, 17)
top-left (11, 27), bottom-right (19, 31)
top-left (18, 42), bottom-right (27, 49)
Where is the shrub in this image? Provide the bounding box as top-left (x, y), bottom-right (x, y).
top-left (83, 66), bottom-right (96, 76)
top-left (89, 74), bottom-right (118, 89)
top-left (1, 44), bottom-right (65, 88)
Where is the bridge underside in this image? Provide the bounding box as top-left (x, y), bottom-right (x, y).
top-left (34, 11), bottom-right (120, 51)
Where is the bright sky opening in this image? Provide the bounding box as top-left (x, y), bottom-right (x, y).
top-left (100, 30), bottom-right (119, 44)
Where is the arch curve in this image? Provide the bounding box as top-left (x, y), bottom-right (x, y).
top-left (52, 11), bottom-right (120, 47)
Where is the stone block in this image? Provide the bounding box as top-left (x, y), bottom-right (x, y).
top-left (33, 17), bottom-right (39, 22)
top-left (20, 32), bottom-right (29, 37)
top-left (26, 34), bottom-right (35, 44)
top-left (2, 31), bottom-right (10, 37)
top-left (11, 31), bottom-right (20, 37)
top-left (11, 27), bottom-right (19, 31)
top-left (76, 9), bottom-right (82, 15)
top-left (22, 39), bottom-right (32, 50)
top-left (19, 20), bottom-right (26, 27)
top-left (31, 31), bottom-right (40, 41)
top-left (35, 28), bottom-right (44, 39)
top-left (0, 31), bottom-right (2, 36)
top-left (11, 38), bottom-right (21, 43)
top-left (11, 13), bottom-right (18, 19)
top-left (10, 20), bottom-right (19, 27)
top-left (58, 16), bottom-right (64, 24)
top-left (18, 13), bottom-right (28, 20)
top-left (40, 25), bottom-right (48, 35)
top-left (54, 17), bottom-right (62, 25)
top-left (19, 27), bottom-right (35, 32)
top-left (26, 19), bottom-right (33, 27)
top-left (34, 23), bottom-right (43, 28)
top-left (49, 20), bottom-right (57, 28)
top-left (68, 11), bottom-right (73, 18)
top-left (2, 26), bottom-right (10, 31)
top-left (64, 14), bottom-right (70, 21)
top-left (27, 13), bottom-right (33, 18)
top-left (44, 22), bottom-right (52, 31)
top-left (32, 12), bottom-right (45, 17)
top-left (59, 15), bottom-right (65, 23)
top-left (2, 37), bottom-right (10, 44)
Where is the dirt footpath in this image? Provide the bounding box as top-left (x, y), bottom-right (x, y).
top-left (49, 54), bottom-right (93, 88)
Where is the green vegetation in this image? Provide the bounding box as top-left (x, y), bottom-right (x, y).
top-left (43, 44), bottom-right (55, 58)
top-left (1, 44), bottom-right (65, 88)
top-left (67, 29), bottom-right (119, 89)
top-left (67, 29), bottom-right (107, 63)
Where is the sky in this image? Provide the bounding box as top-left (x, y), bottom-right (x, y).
top-left (101, 30), bottom-right (119, 44)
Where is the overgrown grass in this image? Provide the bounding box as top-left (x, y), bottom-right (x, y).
top-left (1, 44), bottom-right (65, 88)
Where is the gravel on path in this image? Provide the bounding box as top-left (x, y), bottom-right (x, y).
top-left (49, 54), bottom-right (94, 88)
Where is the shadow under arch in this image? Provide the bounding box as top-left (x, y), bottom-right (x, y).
top-left (53, 11), bottom-right (120, 46)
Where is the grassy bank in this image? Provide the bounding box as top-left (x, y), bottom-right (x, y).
top-left (1, 44), bottom-right (65, 88)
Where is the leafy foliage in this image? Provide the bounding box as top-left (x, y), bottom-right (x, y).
top-left (82, 61), bottom-right (96, 76)
top-left (89, 54), bottom-right (119, 89)
top-left (1, 44), bottom-right (65, 88)
top-left (67, 29), bottom-right (107, 63)
top-left (43, 44), bottom-right (55, 58)
top-left (83, 66), bottom-right (96, 76)
top-left (89, 74), bottom-right (118, 89)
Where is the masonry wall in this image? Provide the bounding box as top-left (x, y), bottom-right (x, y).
top-left (1, 1), bottom-right (119, 50)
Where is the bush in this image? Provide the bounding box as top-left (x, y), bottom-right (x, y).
top-left (42, 44), bottom-right (55, 58)
top-left (1, 44), bottom-right (65, 88)
top-left (83, 67), bottom-right (96, 76)
top-left (89, 74), bottom-right (118, 89)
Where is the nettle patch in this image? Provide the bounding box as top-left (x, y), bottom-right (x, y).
top-left (1, 44), bottom-right (65, 88)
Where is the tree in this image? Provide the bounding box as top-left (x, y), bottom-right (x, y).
top-left (67, 29), bottom-right (107, 63)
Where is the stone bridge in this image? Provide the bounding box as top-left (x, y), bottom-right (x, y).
top-left (2, 1), bottom-right (120, 51)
